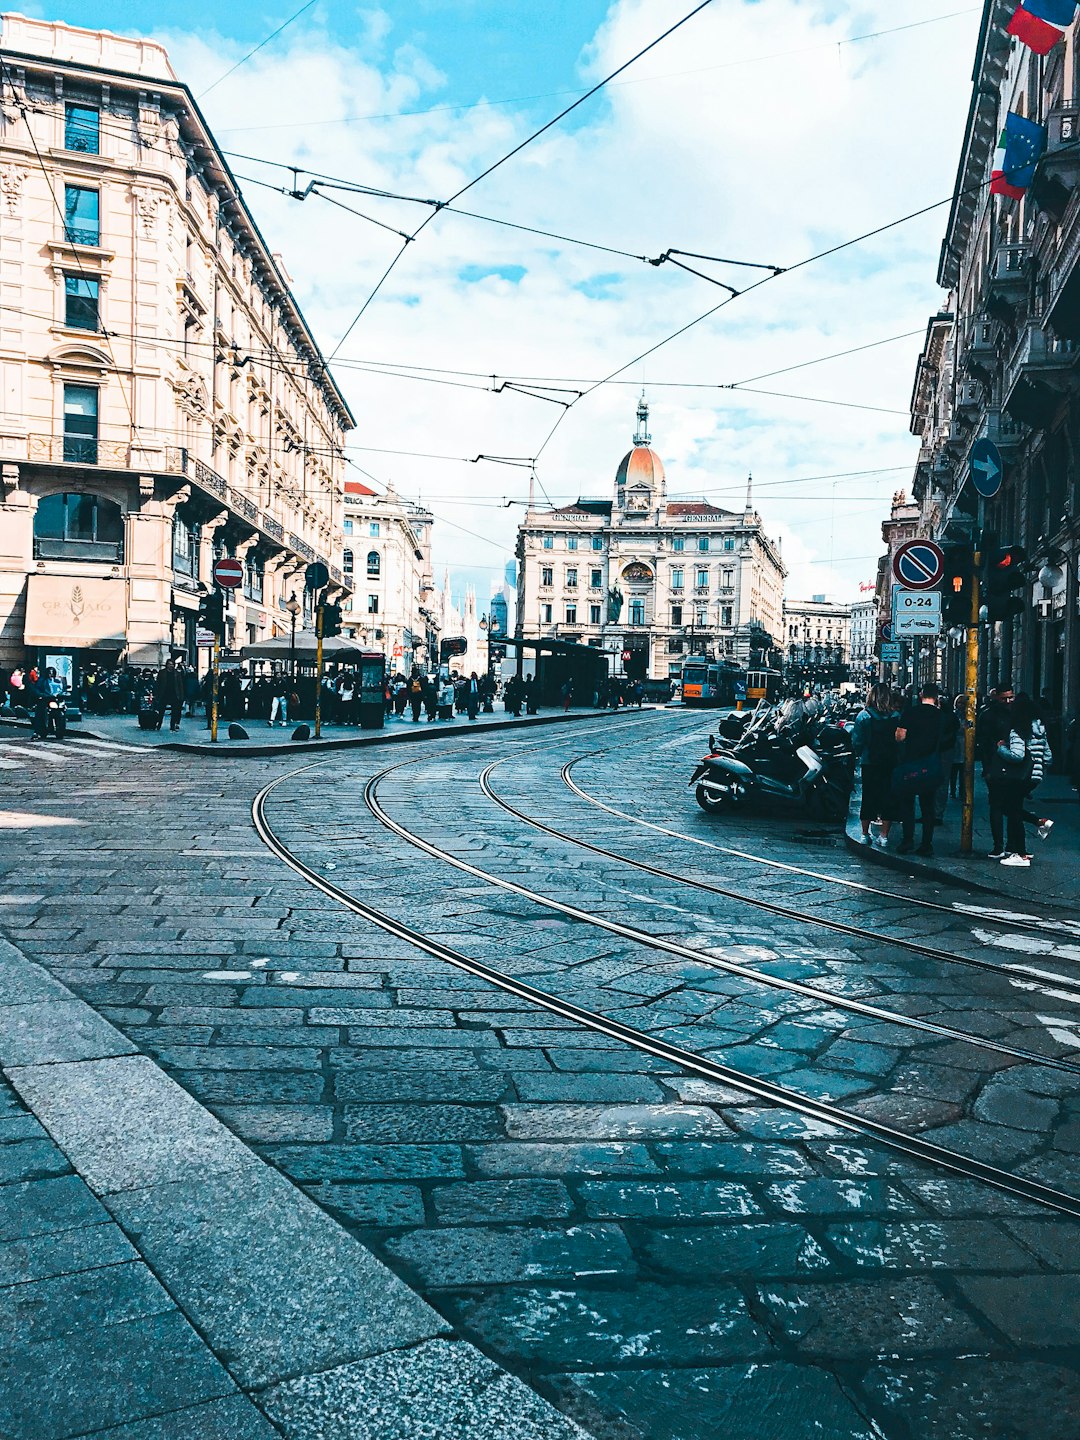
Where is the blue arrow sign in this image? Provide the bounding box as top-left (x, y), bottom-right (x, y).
top-left (970, 438), bottom-right (1003, 498)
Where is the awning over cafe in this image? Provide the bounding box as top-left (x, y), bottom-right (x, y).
top-left (23, 574), bottom-right (127, 649)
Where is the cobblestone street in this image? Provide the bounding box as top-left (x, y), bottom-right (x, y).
top-left (0, 710), bottom-right (1077, 1439)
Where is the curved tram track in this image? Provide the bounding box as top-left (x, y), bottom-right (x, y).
top-left (253, 747), bottom-right (1080, 1222)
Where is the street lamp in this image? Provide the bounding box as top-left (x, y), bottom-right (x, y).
top-left (285, 591), bottom-right (302, 682)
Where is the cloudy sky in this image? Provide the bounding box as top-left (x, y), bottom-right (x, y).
top-left (40, 0), bottom-right (981, 606)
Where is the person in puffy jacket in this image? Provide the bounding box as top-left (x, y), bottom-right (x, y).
top-left (1014, 694), bottom-right (1054, 844)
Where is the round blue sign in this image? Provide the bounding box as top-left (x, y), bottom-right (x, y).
top-left (893, 539), bottom-right (945, 590)
top-left (969, 438), bottom-right (1003, 498)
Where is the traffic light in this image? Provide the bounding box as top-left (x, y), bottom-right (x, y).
top-left (941, 544), bottom-right (974, 624)
top-left (322, 602), bottom-right (342, 638)
top-left (198, 589), bottom-right (225, 636)
top-left (983, 545), bottom-right (1028, 623)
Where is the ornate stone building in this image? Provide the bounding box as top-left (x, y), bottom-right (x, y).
top-left (0, 15), bottom-right (352, 677)
top-left (339, 481), bottom-right (435, 673)
top-left (515, 399), bottom-right (786, 681)
top-left (783, 597), bottom-right (852, 688)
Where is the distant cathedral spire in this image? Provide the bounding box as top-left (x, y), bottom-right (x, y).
top-left (634, 391), bottom-right (651, 446)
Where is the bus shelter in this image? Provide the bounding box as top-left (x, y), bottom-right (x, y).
top-left (503, 637), bottom-right (608, 707)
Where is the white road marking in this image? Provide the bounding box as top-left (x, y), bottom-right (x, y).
top-left (971, 928), bottom-right (1080, 963)
top-left (1, 744), bottom-right (66, 764)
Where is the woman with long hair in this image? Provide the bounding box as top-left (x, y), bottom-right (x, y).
top-left (851, 682), bottom-right (900, 847)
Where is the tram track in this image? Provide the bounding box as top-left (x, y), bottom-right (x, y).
top-left (588, 728), bottom-right (1080, 938)
top-left (475, 756), bottom-right (1080, 1003)
top-left (252, 756), bottom-right (1080, 1222)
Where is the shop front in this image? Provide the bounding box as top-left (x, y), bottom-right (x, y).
top-left (21, 573), bottom-right (127, 690)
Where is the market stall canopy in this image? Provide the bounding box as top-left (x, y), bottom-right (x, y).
top-left (241, 634), bottom-right (373, 661)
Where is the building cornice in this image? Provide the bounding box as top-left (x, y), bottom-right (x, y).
top-left (938, 0), bottom-right (1013, 289)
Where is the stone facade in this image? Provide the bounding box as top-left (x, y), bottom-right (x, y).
top-left (783, 597), bottom-right (852, 687)
top-left (340, 481), bottom-right (434, 673)
top-left (0, 14), bottom-right (352, 674)
top-left (515, 400), bottom-right (786, 681)
top-left (904, 3), bottom-right (1080, 723)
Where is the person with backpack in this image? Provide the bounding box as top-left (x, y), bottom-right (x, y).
top-left (851, 683), bottom-right (900, 848)
top-left (408, 668), bottom-right (424, 722)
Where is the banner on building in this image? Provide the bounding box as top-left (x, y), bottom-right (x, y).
top-left (1007, 0), bottom-right (1077, 54)
top-left (990, 112), bottom-right (1047, 199)
top-left (23, 575), bottom-right (127, 649)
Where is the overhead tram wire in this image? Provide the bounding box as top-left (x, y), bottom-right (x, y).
top-left (325, 0), bottom-right (719, 361)
top-left (196, 0), bottom-right (318, 99)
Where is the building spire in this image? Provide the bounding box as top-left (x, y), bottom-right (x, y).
top-left (744, 472), bottom-right (753, 514)
top-left (634, 391), bottom-right (651, 446)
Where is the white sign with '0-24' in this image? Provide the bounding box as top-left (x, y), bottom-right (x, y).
top-left (892, 587), bottom-right (941, 636)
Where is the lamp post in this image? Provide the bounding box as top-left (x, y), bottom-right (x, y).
top-left (285, 591), bottom-right (302, 683)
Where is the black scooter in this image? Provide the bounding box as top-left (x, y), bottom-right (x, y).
top-left (689, 702), bottom-right (854, 821)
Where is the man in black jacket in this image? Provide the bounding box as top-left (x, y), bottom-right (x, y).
top-left (895, 682), bottom-right (945, 856)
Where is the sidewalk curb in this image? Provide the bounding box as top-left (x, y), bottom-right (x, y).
top-left (0, 934), bottom-right (588, 1439)
top-left (4, 707), bottom-right (652, 757)
top-left (841, 821), bottom-right (1001, 895)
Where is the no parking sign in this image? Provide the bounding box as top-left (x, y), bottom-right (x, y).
top-left (892, 539), bottom-right (944, 591)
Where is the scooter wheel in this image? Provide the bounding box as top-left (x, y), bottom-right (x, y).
top-left (695, 784), bottom-right (728, 814)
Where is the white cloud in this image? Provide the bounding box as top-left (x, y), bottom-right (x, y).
top-left (154, 1), bottom-right (979, 606)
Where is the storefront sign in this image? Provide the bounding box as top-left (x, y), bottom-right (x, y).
top-left (24, 575), bottom-right (126, 649)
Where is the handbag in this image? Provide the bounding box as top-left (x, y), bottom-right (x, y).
top-left (891, 750), bottom-right (943, 796)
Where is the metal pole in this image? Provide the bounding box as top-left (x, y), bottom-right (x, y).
top-left (290, 611), bottom-right (297, 684)
top-left (960, 556), bottom-right (981, 855)
top-left (210, 630), bottom-right (220, 743)
top-left (314, 596), bottom-right (324, 739)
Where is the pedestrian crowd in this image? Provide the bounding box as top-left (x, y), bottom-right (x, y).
top-left (851, 678), bottom-right (1076, 868)
top-left (384, 669), bottom-right (540, 723)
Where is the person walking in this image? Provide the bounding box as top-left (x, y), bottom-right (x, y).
top-left (1015, 693), bottom-right (1054, 843)
top-left (934, 692), bottom-right (960, 824)
top-left (523, 675), bottom-right (537, 715)
top-left (894, 682), bottom-right (945, 856)
top-left (465, 672), bottom-right (481, 721)
top-left (560, 677), bottom-right (574, 713)
top-left (851, 682), bottom-right (899, 848)
top-left (268, 672), bottom-right (289, 728)
top-left (408, 669), bottom-right (424, 722)
top-left (986, 695), bottom-right (1036, 867)
top-left (183, 663), bottom-right (201, 717)
top-left (154, 659), bottom-right (184, 732)
top-left (948, 693), bottom-right (968, 799)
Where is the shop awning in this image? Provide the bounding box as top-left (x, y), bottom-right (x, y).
top-left (23, 574), bottom-right (127, 649)
top-left (241, 633), bottom-right (374, 661)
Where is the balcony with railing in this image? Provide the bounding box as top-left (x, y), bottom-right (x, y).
top-left (1003, 322), bottom-right (1077, 405)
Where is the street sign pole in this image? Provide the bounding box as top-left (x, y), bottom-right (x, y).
top-left (210, 630), bottom-right (220, 744)
top-left (314, 595), bottom-right (325, 740)
top-left (961, 501), bottom-right (986, 855)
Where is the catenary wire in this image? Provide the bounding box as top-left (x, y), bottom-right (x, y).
top-left (196, 0), bottom-right (318, 99)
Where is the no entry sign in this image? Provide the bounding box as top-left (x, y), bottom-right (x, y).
top-left (892, 539), bottom-right (944, 591)
top-left (212, 556), bottom-right (244, 590)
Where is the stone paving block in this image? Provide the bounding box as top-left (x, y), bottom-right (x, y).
top-left (580, 1179), bottom-right (761, 1220)
top-left (0, 1219), bottom-right (135, 1287)
top-left (265, 1143), bottom-right (466, 1182)
top-left (332, 1070), bottom-right (511, 1103)
top-left (212, 1104), bottom-right (333, 1143)
top-left (501, 1103), bottom-right (735, 1140)
top-left (0, 1136), bottom-right (70, 1185)
top-left (467, 1142), bottom-right (660, 1178)
top-left (824, 1219), bottom-right (1037, 1273)
top-left (342, 1103), bottom-right (504, 1143)
top-left (88, 1394), bottom-right (282, 1440)
top-left (511, 1073), bottom-right (667, 1103)
top-left (342, 1025), bottom-right (501, 1047)
top-left (431, 1178), bottom-right (575, 1224)
top-left (755, 1276), bottom-right (990, 1355)
top-left (1002, 1218), bottom-right (1080, 1269)
top-left (862, 1360), bottom-right (1080, 1440)
top-left (105, 1165), bottom-right (446, 1389)
top-left (151, 1045), bottom-right (323, 1070)
top-left (175, 1070), bottom-right (325, 1105)
top-left (639, 1223), bottom-right (833, 1280)
top-left (955, 1274), bottom-right (1080, 1345)
top-left (302, 1182), bottom-right (426, 1228)
top-left (0, 1258), bottom-right (174, 1344)
top-left (448, 1283), bottom-right (771, 1367)
top-left (0, 944), bottom-right (72, 1005)
top-left (0, 1309), bottom-right (236, 1440)
top-left (7, 1056), bottom-right (258, 1194)
top-left (260, 1337), bottom-right (589, 1440)
top-left (0, 1173), bottom-right (109, 1241)
top-left (558, 1363), bottom-right (877, 1440)
top-left (386, 1223), bottom-right (635, 1287)
top-left (0, 998), bottom-right (135, 1066)
top-left (763, 1179), bottom-right (921, 1216)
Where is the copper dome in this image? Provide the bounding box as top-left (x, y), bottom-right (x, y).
top-left (616, 445), bottom-right (666, 489)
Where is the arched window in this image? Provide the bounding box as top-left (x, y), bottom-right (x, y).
top-left (34, 492), bottom-right (123, 561)
top-left (343, 548), bottom-right (354, 577)
top-left (366, 550), bottom-right (381, 578)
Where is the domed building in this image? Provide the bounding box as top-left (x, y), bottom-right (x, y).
top-left (515, 398), bottom-right (786, 683)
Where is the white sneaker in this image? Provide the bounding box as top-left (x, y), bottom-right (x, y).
top-left (874, 835), bottom-right (889, 849)
top-left (987, 850), bottom-right (1007, 861)
top-left (1037, 819), bottom-right (1054, 840)
top-left (1000, 853), bottom-right (1031, 867)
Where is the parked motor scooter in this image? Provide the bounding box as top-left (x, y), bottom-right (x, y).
top-left (689, 700), bottom-right (854, 821)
